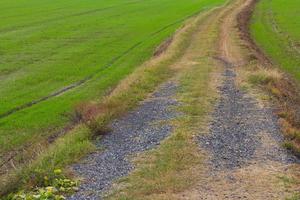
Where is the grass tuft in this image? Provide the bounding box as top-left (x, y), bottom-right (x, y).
top-left (1, 126), bottom-right (94, 195)
top-left (248, 69), bottom-right (281, 85)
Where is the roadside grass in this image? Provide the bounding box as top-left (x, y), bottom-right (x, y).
top-left (0, 5), bottom-right (225, 196)
top-left (237, 61), bottom-right (300, 156)
top-left (1, 126), bottom-right (95, 196)
top-left (240, 0), bottom-right (300, 156)
top-left (106, 7), bottom-right (222, 199)
top-left (247, 67), bottom-right (282, 86)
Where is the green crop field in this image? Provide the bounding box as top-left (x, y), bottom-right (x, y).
top-left (0, 0), bottom-right (226, 154)
top-left (251, 0), bottom-right (300, 81)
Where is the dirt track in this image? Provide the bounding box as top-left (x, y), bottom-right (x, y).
top-left (68, 0), bottom-right (300, 199)
top-left (181, 0), bottom-right (300, 199)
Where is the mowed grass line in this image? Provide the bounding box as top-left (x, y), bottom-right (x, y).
top-left (0, 0), bottom-right (225, 153)
top-left (0, 4), bottom-right (225, 195)
top-left (250, 0), bottom-right (300, 81)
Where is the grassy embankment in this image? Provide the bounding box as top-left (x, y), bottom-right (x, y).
top-left (0, 0), bottom-right (225, 195)
top-left (248, 0), bottom-right (300, 155)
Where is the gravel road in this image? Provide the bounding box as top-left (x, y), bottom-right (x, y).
top-left (199, 57), bottom-right (299, 170)
top-left (68, 82), bottom-right (179, 200)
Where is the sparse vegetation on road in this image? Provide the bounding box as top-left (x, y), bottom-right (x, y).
top-left (1, 0), bottom-right (300, 199)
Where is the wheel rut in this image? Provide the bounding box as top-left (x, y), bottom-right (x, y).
top-left (181, 0), bottom-right (300, 199)
top-left (68, 82), bottom-right (179, 200)
top-left (200, 56), bottom-right (297, 170)
top-left (190, 57), bottom-right (299, 199)
top-left (0, 8), bottom-right (204, 120)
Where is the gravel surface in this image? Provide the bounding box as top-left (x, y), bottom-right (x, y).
top-left (199, 57), bottom-right (299, 170)
top-left (68, 82), bottom-right (179, 200)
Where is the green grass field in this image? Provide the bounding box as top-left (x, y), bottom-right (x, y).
top-left (250, 0), bottom-right (300, 156)
top-left (0, 0), bottom-right (225, 154)
top-left (251, 0), bottom-right (300, 81)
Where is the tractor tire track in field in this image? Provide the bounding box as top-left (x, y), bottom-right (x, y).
top-left (0, 0), bottom-right (144, 34)
top-left (68, 82), bottom-right (179, 200)
top-left (0, 8), bottom-right (206, 120)
top-left (266, 8), bottom-right (300, 54)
